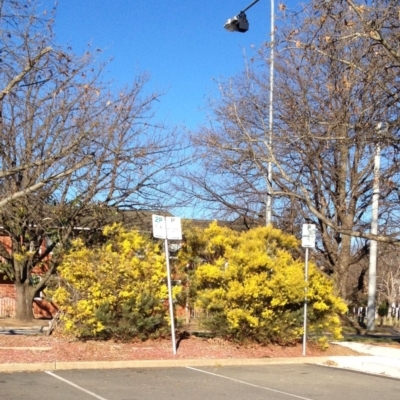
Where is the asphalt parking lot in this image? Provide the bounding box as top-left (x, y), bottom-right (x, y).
top-left (1, 364), bottom-right (399, 400)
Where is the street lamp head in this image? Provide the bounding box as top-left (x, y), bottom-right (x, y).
top-left (224, 12), bottom-right (249, 33)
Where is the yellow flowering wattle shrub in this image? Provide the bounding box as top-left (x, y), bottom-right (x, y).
top-left (185, 222), bottom-right (346, 344)
top-left (52, 224), bottom-right (178, 340)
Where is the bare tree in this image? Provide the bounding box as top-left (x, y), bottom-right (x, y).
top-left (0, 0), bottom-right (186, 320)
top-left (184, 0), bottom-right (400, 299)
top-left (376, 245), bottom-right (400, 308)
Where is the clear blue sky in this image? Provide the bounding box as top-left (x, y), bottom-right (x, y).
top-left (50, 1), bottom-right (299, 131)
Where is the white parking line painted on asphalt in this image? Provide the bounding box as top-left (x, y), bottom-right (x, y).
top-left (186, 366), bottom-right (315, 400)
top-left (45, 371), bottom-right (109, 400)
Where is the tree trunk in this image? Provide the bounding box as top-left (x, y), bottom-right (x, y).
top-left (334, 219), bottom-right (354, 301)
top-left (335, 272), bottom-right (349, 301)
top-left (334, 258), bottom-right (350, 301)
top-left (15, 282), bottom-right (35, 321)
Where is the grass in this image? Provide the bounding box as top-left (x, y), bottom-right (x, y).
top-left (340, 314), bottom-right (400, 345)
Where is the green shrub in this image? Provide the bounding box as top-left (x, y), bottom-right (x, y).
top-left (377, 302), bottom-right (388, 318)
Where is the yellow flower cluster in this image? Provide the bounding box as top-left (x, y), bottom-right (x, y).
top-left (183, 221), bottom-right (346, 344)
top-left (53, 224), bottom-right (177, 338)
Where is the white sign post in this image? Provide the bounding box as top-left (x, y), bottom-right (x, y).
top-left (152, 215), bottom-right (182, 355)
top-left (301, 224), bottom-right (316, 356)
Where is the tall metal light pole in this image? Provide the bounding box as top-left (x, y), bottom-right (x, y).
top-left (266, 0), bottom-right (274, 226)
top-left (367, 143), bottom-right (380, 331)
top-left (224, 0), bottom-right (275, 226)
top-left (367, 122), bottom-right (386, 331)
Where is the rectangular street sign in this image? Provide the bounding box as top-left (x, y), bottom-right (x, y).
top-left (152, 215), bottom-right (182, 240)
top-left (152, 215), bottom-right (166, 239)
top-left (302, 224), bottom-right (316, 248)
top-left (166, 217), bottom-right (182, 240)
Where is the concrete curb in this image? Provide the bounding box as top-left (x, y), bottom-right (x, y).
top-left (0, 356), bottom-right (331, 372)
top-left (0, 363), bottom-right (56, 372)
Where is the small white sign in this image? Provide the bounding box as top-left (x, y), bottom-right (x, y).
top-left (152, 215), bottom-right (182, 240)
top-left (166, 217), bottom-right (182, 240)
top-left (302, 224), bottom-right (316, 248)
top-left (152, 215), bottom-right (166, 239)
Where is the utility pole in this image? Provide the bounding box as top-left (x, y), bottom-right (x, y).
top-left (367, 144), bottom-right (380, 331)
top-left (266, 0), bottom-right (274, 226)
top-left (367, 123), bottom-right (385, 331)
